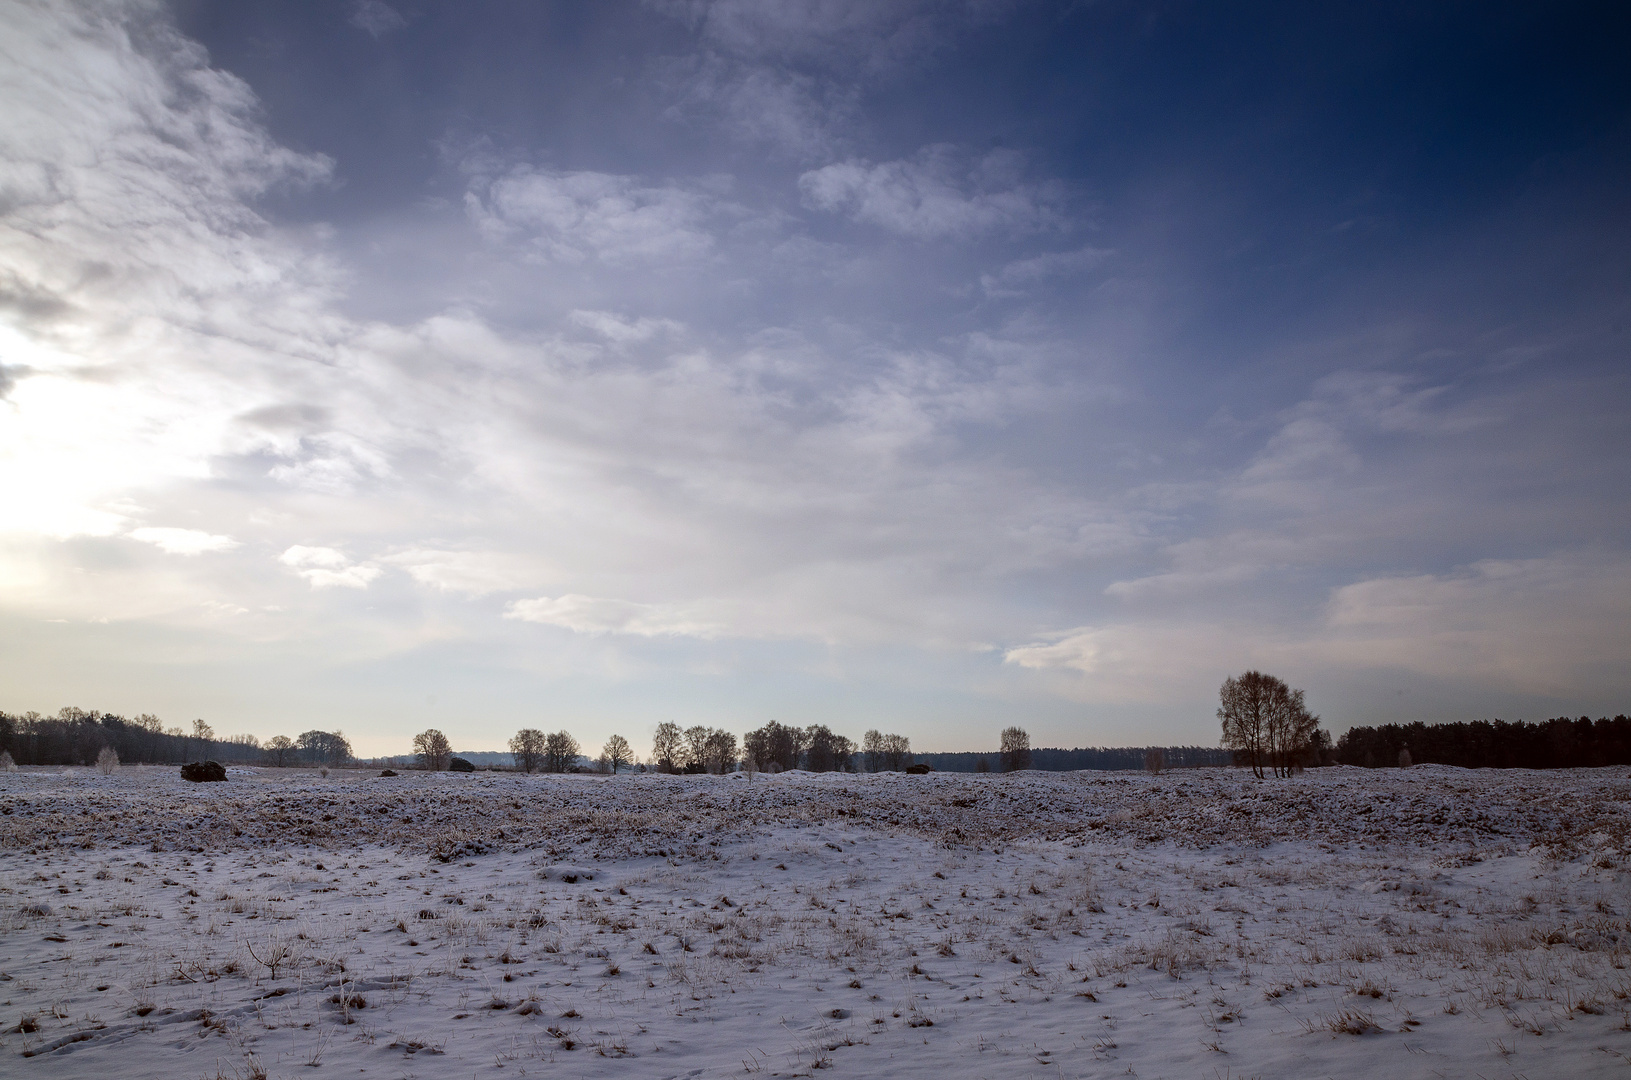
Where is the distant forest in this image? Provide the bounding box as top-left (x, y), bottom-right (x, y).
top-left (916, 746), bottom-right (1233, 772)
top-left (0, 709), bottom-right (349, 768)
top-left (1336, 716), bottom-right (1631, 770)
top-left (9, 706), bottom-right (1629, 774)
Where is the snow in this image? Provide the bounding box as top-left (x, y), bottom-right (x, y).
top-left (1, 765), bottom-right (1628, 1077)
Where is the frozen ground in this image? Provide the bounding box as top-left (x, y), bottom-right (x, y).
top-left (1, 765), bottom-right (1628, 1079)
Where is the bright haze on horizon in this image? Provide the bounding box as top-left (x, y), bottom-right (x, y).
top-left (0, 1), bottom-right (1627, 757)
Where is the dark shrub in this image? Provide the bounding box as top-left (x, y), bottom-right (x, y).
top-left (379, 769), bottom-right (398, 777)
top-left (905, 763), bottom-right (933, 774)
top-left (180, 760), bottom-right (226, 783)
top-left (448, 757), bottom-right (476, 773)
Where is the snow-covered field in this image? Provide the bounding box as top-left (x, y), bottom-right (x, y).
top-left (2, 765), bottom-right (1628, 1079)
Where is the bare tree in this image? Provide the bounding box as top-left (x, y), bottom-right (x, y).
top-left (603, 734), bottom-right (632, 774)
top-left (1000, 726), bottom-right (1031, 772)
top-left (703, 729), bottom-right (737, 774)
top-left (543, 730), bottom-right (580, 773)
top-left (804, 725), bottom-right (853, 772)
top-left (744, 721), bottom-right (806, 772)
top-left (509, 728), bottom-right (546, 773)
top-left (224, 733), bottom-right (260, 764)
top-left (1219, 672), bottom-right (1272, 778)
top-left (299, 730), bottom-right (352, 766)
top-left (414, 729), bottom-right (452, 771)
top-left (682, 725), bottom-right (711, 773)
top-left (96, 746), bottom-right (119, 774)
top-left (191, 718), bottom-right (214, 762)
top-left (1266, 689), bottom-right (1320, 778)
top-left (1218, 671), bottom-right (1318, 779)
top-left (861, 731), bottom-right (912, 772)
top-left (862, 730), bottom-right (885, 772)
top-left (651, 722), bottom-right (683, 773)
top-left (1143, 747), bottom-right (1164, 775)
top-left (265, 735), bottom-right (295, 767)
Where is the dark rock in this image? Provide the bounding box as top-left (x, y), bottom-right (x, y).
top-left (180, 760), bottom-right (227, 783)
top-left (379, 769), bottom-right (398, 777)
top-left (905, 763), bottom-right (934, 774)
top-left (448, 757), bottom-right (476, 773)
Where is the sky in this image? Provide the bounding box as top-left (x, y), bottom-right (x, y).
top-left (1, 0), bottom-right (1628, 758)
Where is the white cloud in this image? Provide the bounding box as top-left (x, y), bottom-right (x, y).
top-left (0, 361), bottom-right (29, 399)
top-left (350, 1), bottom-right (407, 38)
top-left (466, 167), bottom-right (719, 264)
top-left (652, 1), bottom-right (1011, 158)
top-left (800, 146), bottom-right (1064, 240)
top-left (1313, 369), bottom-right (1493, 436)
top-left (1102, 534), bottom-right (1305, 600)
top-left (0, 0), bottom-right (339, 542)
top-left (569, 310), bottom-right (683, 343)
top-left (505, 594), bottom-right (724, 638)
top-left (1239, 415), bottom-right (1360, 484)
top-left (1240, 370), bottom-right (1495, 491)
top-left (128, 527), bottom-right (239, 556)
top-left (279, 546), bottom-right (381, 590)
top-left (659, 55), bottom-right (855, 160)
top-left (1004, 626), bottom-right (1111, 675)
top-left (1001, 622), bottom-right (1243, 704)
top-left (980, 246), bottom-right (1112, 298)
top-left (383, 549), bottom-right (548, 596)
top-left (298, 565), bottom-right (382, 591)
top-left (279, 546), bottom-right (350, 570)
top-left (660, 0), bottom-right (1009, 74)
top-left (263, 432), bottom-right (393, 495)
top-left (1103, 563), bottom-right (1261, 599)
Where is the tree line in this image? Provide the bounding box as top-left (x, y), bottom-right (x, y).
top-left (1336, 715), bottom-right (1631, 770)
top-left (0, 708), bottom-right (350, 769)
top-left (404, 721), bottom-right (925, 775)
top-left (485, 722), bottom-right (1230, 775)
top-left (0, 704), bottom-right (1287, 776)
top-left (913, 745), bottom-right (1234, 772)
top-left (0, 709), bottom-right (950, 776)
top-left (643, 722), bottom-right (913, 774)
top-left (38, 691), bottom-right (1620, 779)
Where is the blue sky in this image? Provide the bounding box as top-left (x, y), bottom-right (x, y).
top-left (1, 1), bottom-right (1627, 757)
